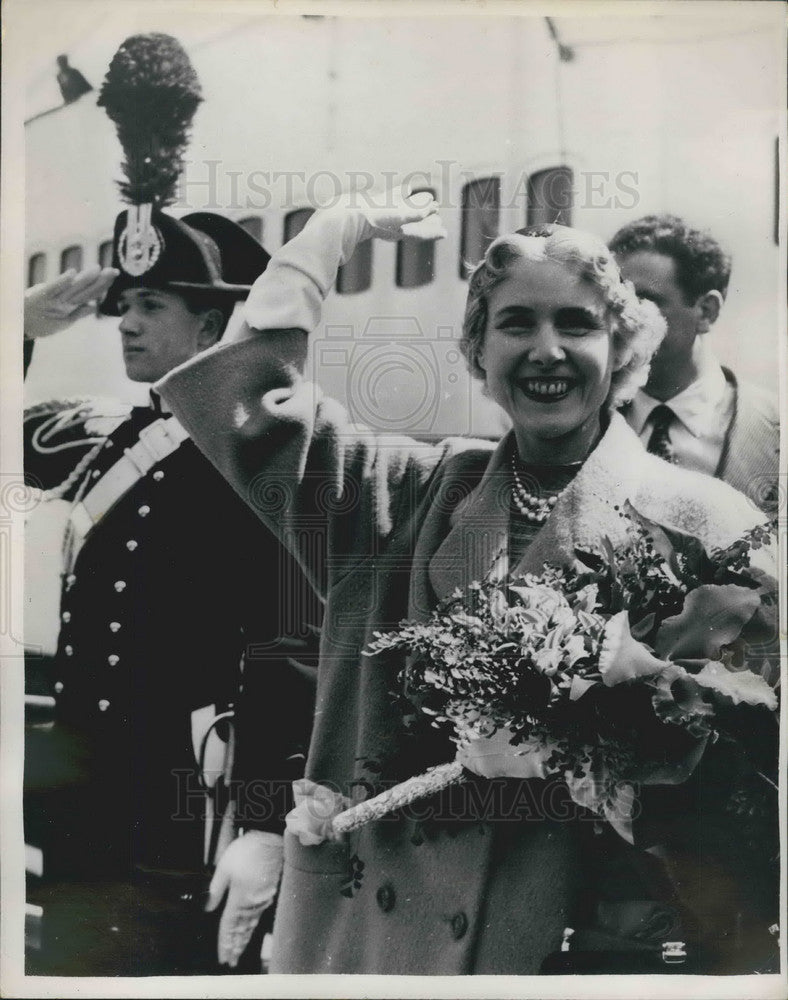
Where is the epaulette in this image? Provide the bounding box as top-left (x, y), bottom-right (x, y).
top-left (25, 397), bottom-right (132, 455)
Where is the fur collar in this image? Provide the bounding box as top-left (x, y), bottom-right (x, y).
top-left (429, 412), bottom-right (757, 603)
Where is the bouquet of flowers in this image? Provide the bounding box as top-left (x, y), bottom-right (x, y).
top-left (290, 505), bottom-right (777, 846)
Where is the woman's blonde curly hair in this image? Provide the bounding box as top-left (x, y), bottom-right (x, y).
top-left (460, 225), bottom-right (666, 409)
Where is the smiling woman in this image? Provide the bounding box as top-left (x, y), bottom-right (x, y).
top-left (478, 258), bottom-right (616, 463)
top-left (159, 194), bottom-right (778, 976)
top-left (461, 228), bottom-right (665, 465)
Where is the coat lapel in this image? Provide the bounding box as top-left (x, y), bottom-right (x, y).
top-left (512, 413), bottom-right (652, 577)
top-left (428, 413), bottom-right (653, 602)
top-left (427, 434), bottom-right (512, 603)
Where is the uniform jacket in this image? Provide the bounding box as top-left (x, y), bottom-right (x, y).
top-left (160, 331), bottom-right (773, 975)
top-left (24, 394), bottom-right (319, 878)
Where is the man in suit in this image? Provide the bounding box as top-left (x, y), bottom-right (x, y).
top-left (23, 214), bottom-right (318, 976)
top-left (609, 214), bottom-right (779, 512)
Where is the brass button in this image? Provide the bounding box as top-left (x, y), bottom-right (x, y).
top-left (54, 681), bottom-right (64, 694)
top-left (98, 699), bottom-right (110, 712)
top-left (376, 884), bottom-right (395, 913)
top-left (114, 581), bottom-right (126, 592)
top-left (61, 611), bottom-right (71, 623)
top-left (450, 912), bottom-right (468, 940)
top-left (64, 644), bottom-right (74, 656)
top-left (108, 654), bottom-right (119, 666)
top-left (109, 622), bottom-right (121, 632)
top-left (138, 505), bottom-right (151, 517)
top-left (153, 470), bottom-right (164, 481)
top-left (126, 540), bottom-right (138, 551)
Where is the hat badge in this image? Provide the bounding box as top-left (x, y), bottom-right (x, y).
top-left (119, 204), bottom-right (163, 276)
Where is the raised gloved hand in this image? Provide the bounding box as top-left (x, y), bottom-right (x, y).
top-left (24, 265), bottom-right (118, 340)
top-left (205, 829), bottom-right (284, 968)
top-left (242, 185), bottom-right (445, 336)
top-left (350, 186), bottom-right (446, 242)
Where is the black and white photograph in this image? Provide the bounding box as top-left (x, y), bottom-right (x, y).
top-left (1, 1), bottom-right (785, 997)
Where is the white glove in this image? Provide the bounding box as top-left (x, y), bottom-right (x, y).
top-left (351, 187), bottom-right (446, 243)
top-left (24, 266), bottom-right (118, 340)
top-left (243, 186), bottom-right (445, 335)
top-left (205, 829), bottom-right (284, 968)
top-left (455, 726), bottom-right (550, 780)
top-left (284, 777), bottom-right (351, 846)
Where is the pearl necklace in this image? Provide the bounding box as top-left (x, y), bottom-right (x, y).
top-left (509, 454), bottom-right (568, 524)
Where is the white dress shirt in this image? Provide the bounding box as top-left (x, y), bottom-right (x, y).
top-left (626, 350), bottom-right (735, 476)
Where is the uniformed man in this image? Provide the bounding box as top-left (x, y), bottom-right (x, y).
top-left (23, 193), bottom-right (318, 979)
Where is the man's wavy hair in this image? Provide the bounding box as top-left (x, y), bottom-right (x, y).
top-left (608, 214), bottom-right (732, 301)
top-left (460, 225), bottom-right (666, 410)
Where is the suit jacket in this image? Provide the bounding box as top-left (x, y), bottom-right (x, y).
top-left (160, 332), bottom-right (774, 975)
top-left (622, 367), bottom-right (779, 512)
top-left (717, 367), bottom-right (780, 512)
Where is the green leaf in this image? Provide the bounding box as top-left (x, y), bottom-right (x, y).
top-left (622, 501), bottom-right (683, 580)
top-left (574, 548), bottom-right (606, 572)
top-left (569, 675), bottom-right (599, 701)
top-left (630, 611), bottom-right (657, 641)
top-left (600, 536), bottom-right (618, 579)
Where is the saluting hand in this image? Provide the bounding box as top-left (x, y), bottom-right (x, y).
top-left (24, 265), bottom-right (118, 340)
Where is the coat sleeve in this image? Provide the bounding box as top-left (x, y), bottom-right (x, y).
top-left (158, 209), bottom-right (448, 598)
top-left (225, 487), bottom-right (322, 836)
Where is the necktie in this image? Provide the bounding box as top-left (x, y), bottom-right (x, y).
top-left (646, 404), bottom-right (675, 462)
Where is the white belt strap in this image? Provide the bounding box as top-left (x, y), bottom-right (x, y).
top-left (69, 416), bottom-right (189, 542)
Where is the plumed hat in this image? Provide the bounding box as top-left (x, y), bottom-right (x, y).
top-left (97, 33), bottom-right (269, 316)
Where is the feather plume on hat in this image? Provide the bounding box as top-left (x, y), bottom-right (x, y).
top-left (96, 33), bottom-right (270, 310)
top-left (98, 34), bottom-right (202, 276)
top-left (98, 33), bottom-right (202, 208)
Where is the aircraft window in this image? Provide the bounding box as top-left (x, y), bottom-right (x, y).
top-left (98, 240), bottom-right (114, 268)
top-left (28, 253), bottom-right (47, 287)
top-left (60, 245), bottom-right (84, 273)
top-left (526, 167), bottom-right (573, 227)
top-left (337, 241), bottom-right (372, 295)
top-left (396, 187), bottom-right (436, 289)
top-left (460, 177), bottom-right (500, 277)
top-left (238, 216), bottom-right (263, 242)
top-left (284, 208), bottom-right (315, 243)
